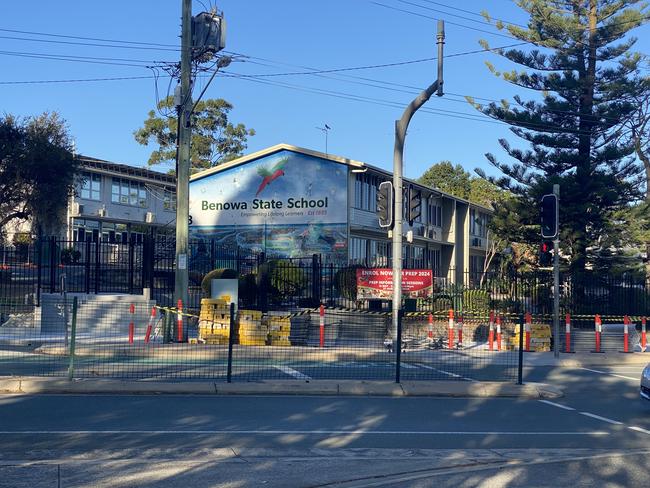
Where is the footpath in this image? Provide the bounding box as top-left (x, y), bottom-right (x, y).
top-left (0, 352), bottom-right (645, 399)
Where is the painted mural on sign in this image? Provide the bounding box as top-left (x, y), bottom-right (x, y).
top-left (189, 150), bottom-right (348, 263)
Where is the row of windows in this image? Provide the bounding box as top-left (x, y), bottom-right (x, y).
top-left (349, 237), bottom-right (442, 272)
top-left (354, 174), bottom-right (444, 228)
top-left (79, 172), bottom-right (153, 208)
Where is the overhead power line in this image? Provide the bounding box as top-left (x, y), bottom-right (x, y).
top-left (0, 75), bottom-right (155, 85)
top-left (0, 27), bottom-right (178, 47)
top-left (0, 34), bottom-right (179, 51)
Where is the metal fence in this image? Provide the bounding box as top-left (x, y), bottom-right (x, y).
top-left (0, 294), bottom-right (523, 382)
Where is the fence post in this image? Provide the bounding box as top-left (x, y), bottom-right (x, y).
top-left (94, 240), bottom-right (100, 294)
top-left (227, 302), bottom-right (235, 383)
top-left (67, 296), bottom-right (78, 381)
top-left (49, 236), bottom-right (56, 292)
top-left (311, 254), bottom-right (320, 305)
top-left (84, 239), bottom-right (91, 294)
top-left (36, 237), bottom-right (42, 306)
top-left (518, 313), bottom-right (524, 385)
top-left (258, 252), bottom-right (267, 313)
top-left (395, 309), bottom-right (403, 383)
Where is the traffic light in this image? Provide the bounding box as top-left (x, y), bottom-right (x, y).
top-left (541, 194), bottom-right (558, 238)
top-left (539, 241), bottom-right (553, 266)
top-left (407, 186), bottom-right (422, 225)
top-left (377, 181), bottom-right (394, 229)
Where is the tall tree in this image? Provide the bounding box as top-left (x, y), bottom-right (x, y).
top-left (0, 113), bottom-right (77, 238)
top-left (134, 96), bottom-right (255, 173)
top-left (418, 161), bottom-right (472, 199)
top-left (472, 0), bottom-right (648, 272)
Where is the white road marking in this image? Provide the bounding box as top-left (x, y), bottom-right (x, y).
top-left (579, 412), bottom-right (623, 425)
top-left (538, 400), bottom-right (575, 411)
top-left (417, 364), bottom-right (476, 382)
top-left (400, 363), bottom-right (417, 369)
top-left (274, 366), bottom-right (312, 380)
top-left (579, 367), bottom-right (639, 381)
top-left (628, 426), bottom-right (650, 435)
top-left (0, 430), bottom-right (611, 436)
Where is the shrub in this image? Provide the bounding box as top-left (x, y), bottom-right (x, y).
top-left (463, 289), bottom-right (490, 313)
top-left (334, 265), bottom-right (366, 300)
top-left (431, 293), bottom-right (453, 312)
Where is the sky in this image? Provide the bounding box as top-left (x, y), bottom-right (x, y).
top-left (1, 0), bottom-right (649, 181)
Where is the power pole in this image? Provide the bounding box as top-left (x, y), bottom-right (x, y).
top-left (175, 0), bottom-right (192, 337)
top-left (391, 21), bottom-right (445, 344)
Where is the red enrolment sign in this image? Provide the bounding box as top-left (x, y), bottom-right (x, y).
top-left (356, 268), bottom-right (433, 300)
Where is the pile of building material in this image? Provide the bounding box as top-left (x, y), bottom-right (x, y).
top-left (267, 312), bottom-right (292, 346)
top-left (198, 298), bottom-right (231, 345)
top-left (508, 322), bottom-right (552, 352)
top-left (238, 309), bottom-right (267, 346)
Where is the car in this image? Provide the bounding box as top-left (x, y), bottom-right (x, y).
top-left (641, 363), bottom-right (650, 401)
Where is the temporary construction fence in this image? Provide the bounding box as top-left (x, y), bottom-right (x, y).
top-left (0, 295), bottom-right (527, 383)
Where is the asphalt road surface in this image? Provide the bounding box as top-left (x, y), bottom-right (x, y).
top-left (0, 365), bottom-right (649, 487)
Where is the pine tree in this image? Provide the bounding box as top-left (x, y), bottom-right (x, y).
top-left (472, 0), bottom-right (648, 273)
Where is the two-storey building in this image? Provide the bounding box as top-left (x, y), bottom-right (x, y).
top-left (189, 144), bottom-right (491, 282)
top-left (68, 156), bottom-right (177, 243)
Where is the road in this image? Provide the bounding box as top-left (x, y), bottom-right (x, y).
top-left (0, 365), bottom-right (649, 487)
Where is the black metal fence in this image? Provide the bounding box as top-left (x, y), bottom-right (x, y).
top-left (1, 237), bottom-right (649, 318)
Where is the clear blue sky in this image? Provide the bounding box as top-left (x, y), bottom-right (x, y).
top-left (1, 0), bottom-right (648, 181)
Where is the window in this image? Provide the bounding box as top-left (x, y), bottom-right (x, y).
top-left (427, 248), bottom-right (441, 274)
top-left (350, 237), bottom-right (368, 264)
top-left (353, 173), bottom-right (379, 211)
top-left (470, 209), bottom-right (488, 238)
top-left (427, 198), bottom-right (442, 227)
top-left (80, 173), bottom-right (101, 200)
top-left (112, 178), bottom-right (147, 207)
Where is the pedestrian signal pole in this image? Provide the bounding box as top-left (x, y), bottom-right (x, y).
top-left (541, 185), bottom-right (560, 358)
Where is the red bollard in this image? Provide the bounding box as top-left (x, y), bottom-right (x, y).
top-left (128, 303), bottom-right (134, 344)
top-left (319, 304), bottom-right (325, 347)
top-left (496, 315), bottom-right (502, 351)
top-left (623, 315), bottom-right (630, 353)
top-left (448, 309), bottom-right (455, 349)
top-left (428, 312), bottom-right (433, 339)
top-left (144, 306), bottom-right (156, 344)
top-left (177, 299), bottom-right (183, 342)
top-left (594, 314), bottom-right (602, 353)
top-left (457, 314), bottom-right (463, 348)
top-left (641, 317), bottom-right (647, 352)
top-left (565, 313), bottom-right (571, 353)
top-left (488, 311), bottom-right (495, 351)
top-left (524, 312), bottom-right (532, 352)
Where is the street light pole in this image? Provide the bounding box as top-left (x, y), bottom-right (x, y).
top-left (391, 21), bottom-right (445, 343)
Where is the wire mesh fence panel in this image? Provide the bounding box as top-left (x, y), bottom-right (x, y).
top-left (228, 309), bottom-right (396, 381)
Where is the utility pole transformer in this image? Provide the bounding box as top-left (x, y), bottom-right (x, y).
top-left (174, 0), bottom-right (193, 339)
top-left (391, 21), bottom-right (445, 344)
